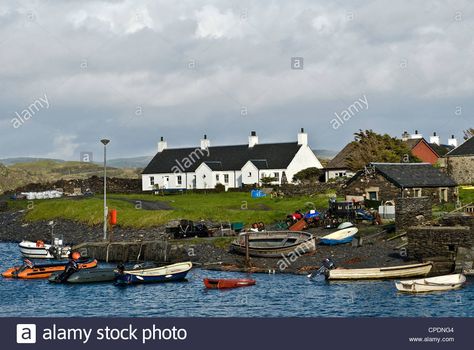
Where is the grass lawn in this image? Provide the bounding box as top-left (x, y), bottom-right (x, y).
top-left (20, 192), bottom-right (335, 228)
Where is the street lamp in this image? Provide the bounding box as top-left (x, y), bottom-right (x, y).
top-left (101, 138), bottom-right (110, 241)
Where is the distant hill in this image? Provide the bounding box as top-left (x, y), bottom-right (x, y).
top-left (313, 149), bottom-right (337, 159)
top-left (0, 157), bottom-right (65, 165)
top-left (106, 156), bottom-right (152, 169)
top-left (0, 160), bottom-right (140, 194)
top-left (0, 156), bottom-right (151, 169)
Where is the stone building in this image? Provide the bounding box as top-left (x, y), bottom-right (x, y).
top-left (343, 163), bottom-right (457, 203)
top-left (443, 136), bottom-right (474, 185)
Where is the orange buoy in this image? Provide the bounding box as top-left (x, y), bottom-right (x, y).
top-left (71, 251), bottom-right (81, 260)
top-left (109, 209), bottom-right (117, 225)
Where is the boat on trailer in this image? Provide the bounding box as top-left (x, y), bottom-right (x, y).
top-left (203, 278), bottom-right (256, 289)
top-left (19, 240), bottom-right (71, 259)
top-left (114, 262), bottom-right (192, 285)
top-left (320, 227), bottom-right (358, 245)
top-left (230, 231), bottom-right (316, 258)
top-left (325, 262), bottom-right (433, 280)
top-left (395, 273), bottom-right (466, 293)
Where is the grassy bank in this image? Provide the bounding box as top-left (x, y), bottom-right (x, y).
top-left (20, 192), bottom-right (335, 228)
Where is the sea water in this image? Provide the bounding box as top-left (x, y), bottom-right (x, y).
top-left (0, 243), bottom-right (472, 317)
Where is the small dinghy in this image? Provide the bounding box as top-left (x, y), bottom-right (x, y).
top-left (49, 268), bottom-right (116, 284)
top-left (114, 262), bottom-right (192, 285)
top-left (337, 222), bottom-right (354, 229)
top-left (2, 258), bottom-right (98, 279)
top-left (320, 227), bottom-right (358, 245)
top-left (203, 278), bottom-right (256, 289)
top-left (231, 231), bottom-right (316, 258)
top-left (395, 274), bottom-right (466, 293)
top-left (19, 240), bottom-right (71, 259)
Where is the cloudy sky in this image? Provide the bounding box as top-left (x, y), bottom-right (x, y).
top-left (0, 0), bottom-right (473, 160)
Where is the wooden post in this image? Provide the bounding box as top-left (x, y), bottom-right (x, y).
top-left (245, 232), bottom-right (250, 267)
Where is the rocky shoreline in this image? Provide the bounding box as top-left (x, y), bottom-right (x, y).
top-left (0, 210), bottom-right (407, 275)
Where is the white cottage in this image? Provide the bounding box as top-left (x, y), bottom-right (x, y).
top-left (142, 129), bottom-right (323, 191)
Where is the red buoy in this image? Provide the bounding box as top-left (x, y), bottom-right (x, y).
top-left (109, 209), bottom-right (117, 225)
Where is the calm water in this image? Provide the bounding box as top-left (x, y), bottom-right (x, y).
top-left (0, 243), bottom-right (473, 317)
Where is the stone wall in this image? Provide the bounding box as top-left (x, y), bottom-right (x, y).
top-left (446, 156), bottom-right (474, 185)
top-left (11, 176), bottom-right (142, 195)
top-left (279, 182), bottom-right (342, 197)
top-left (395, 197), bottom-right (432, 232)
top-left (343, 174), bottom-right (401, 201)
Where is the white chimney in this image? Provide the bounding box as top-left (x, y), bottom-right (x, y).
top-left (410, 130), bottom-right (422, 139)
top-left (248, 131), bottom-right (259, 148)
top-left (401, 131), bottom-right (410, 141)
top-left (429, 132), bottom-right (440, 146)
top-left (158, 136), bottom-right (167, 153)
top-left (200, 134), bottom-right (210, 150)
top-left (448, 134), bottom-right (458, 147)
top-left (297, 127), bottom-right (308, 146)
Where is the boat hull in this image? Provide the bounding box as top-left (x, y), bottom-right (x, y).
top-left (2, 259), bottom-right (98, 279)
top-left (231, 231), bottom-right (316, 258)
top-left (326, 262), bottom-right (433, 280)
top-left (115, 262), bottom-right (192, 285)
top-left (49, 268), bottom-right (116, 283)
top-left (320, 228), bottom-right (358, 246)
top-left (395, 273), bottom-right (466, 293)
top-left (203, 278), bottom-right (256, 289)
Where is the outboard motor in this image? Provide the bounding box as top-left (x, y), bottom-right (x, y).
top-left (308, 258), bottom-right (336, 279)
top-left (321, 258), bottom-right (336, 270)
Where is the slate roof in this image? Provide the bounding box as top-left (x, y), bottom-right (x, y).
top-left (249, 160), bottom-right (270, 169)
top-left (142, 142), bottom-right (302, 174)
top-left (347, 163), bottom-right (456, 188)
top-left (446, 137), bottom-right (474, 157)
top-left (326, 142), bottom-right (356, 169)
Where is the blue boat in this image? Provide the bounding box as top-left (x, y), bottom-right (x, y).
top-left (114, 261), bottom-right (192, 285)
top-left (320, 227), bottom-right (358, 245)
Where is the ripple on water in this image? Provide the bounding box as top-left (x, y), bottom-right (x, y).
top-left (0, 243), bottom-right (473, 317)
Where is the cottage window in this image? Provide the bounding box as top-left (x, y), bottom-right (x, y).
top-left (439, 188), bottom-right (448, 202)
top-left (368, 191), bottom-right (378, 200)
top-left (224, 174), bottom-right (229, 184)
top-left (413, 188), bottom-right (422, 197)
top-left (274, 172), bottom-right (280, 181)
top-left (248, 172), bottom-right (252, 177)
top-left (177, 175), bottom-right (182, 185)
top-left (216, 174), bottom-right (220, 181)
top-left (150, 176), bottom-right (155, 186)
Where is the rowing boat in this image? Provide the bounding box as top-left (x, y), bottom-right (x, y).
top-left (325, 262), bottom-right (433, 280)
top-left (320, 227), bottom-right (358, 245)
top-left (395, 274), bottom-right (466, 293)
top-left (203, 278), bottom-right (256, 289)
top-left (114, 261), bottom-right (192, 285)
top-left (230, 231), bottom-right (316, 258)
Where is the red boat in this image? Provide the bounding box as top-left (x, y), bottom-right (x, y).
top-left (203, 278), bottom-right (256, 289)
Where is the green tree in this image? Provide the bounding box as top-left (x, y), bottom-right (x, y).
top-left (292, 167), bottom-right (322, 183)
top-left (463, 128), bottom-right (474, 140)
top-left (347, 129), bottom-right (419, 171)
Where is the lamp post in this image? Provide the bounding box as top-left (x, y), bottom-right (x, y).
top-left (100, 139), bottom-right (110, 241)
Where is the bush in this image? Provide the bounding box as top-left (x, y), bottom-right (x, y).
top-left (214, 183), bottom-right (226, 193)
top-left (292, 167), bottom-right (322, 183)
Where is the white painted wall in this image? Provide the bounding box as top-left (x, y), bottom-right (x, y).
top-left (325, 169), bottom-right (355, 182)
top-left (141, 172), bottom-right (194, 191)
top-left (241, 161), bottom-right (260, 185)
top-left (285, 145), bottom-right (323, 183)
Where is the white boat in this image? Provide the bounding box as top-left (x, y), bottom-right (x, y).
top-left (326, 262), bottom-right (433, 280)
top-left (395, 274), bottom-right (466, 293)
top-left (19, 240), bottom-right (71, 259)
top-left (337, 222), bottom-right (354, 229)
top-left (320, 227), bottom-right (358, 245)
